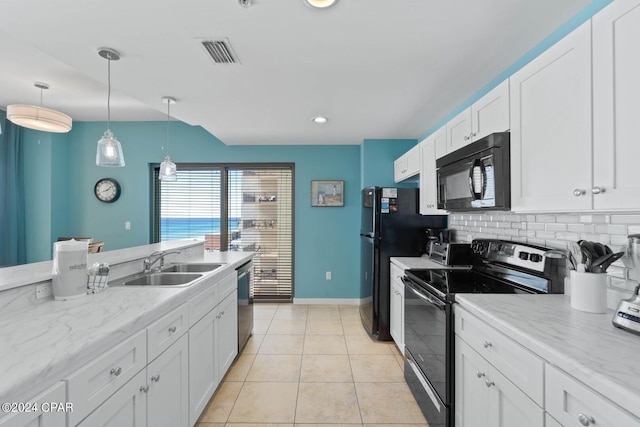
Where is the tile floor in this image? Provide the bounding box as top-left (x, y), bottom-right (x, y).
top-left (196, 303), bottom-right (428, 427)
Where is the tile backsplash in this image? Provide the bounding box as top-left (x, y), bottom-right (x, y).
top-left (449, 212), bottom-right (640, 296)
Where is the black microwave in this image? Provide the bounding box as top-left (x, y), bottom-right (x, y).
top-left (436, 132), bottom-right (510, 211)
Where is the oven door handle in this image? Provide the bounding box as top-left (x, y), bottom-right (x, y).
top-left (401, 277), bottom-right (446, 309)
top-left (406, 354), bottom-right (444, 413)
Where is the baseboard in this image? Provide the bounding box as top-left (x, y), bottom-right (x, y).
top-left (292, 298), bottom-right (363, 305)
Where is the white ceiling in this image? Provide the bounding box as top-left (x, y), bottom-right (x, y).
top-left (0, 0), bottom-right (593, 145)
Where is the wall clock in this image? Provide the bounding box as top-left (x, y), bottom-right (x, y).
top-left (94, 178), bottom-right (121, 203)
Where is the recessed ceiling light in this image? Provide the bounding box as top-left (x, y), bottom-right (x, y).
top-left (312, 116), bottom-right (328, 124)
top-left (304, 0), bottom-right (338, 9)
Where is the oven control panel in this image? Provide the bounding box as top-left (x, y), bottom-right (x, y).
top-left (471, 240), bottom-right (549, 273)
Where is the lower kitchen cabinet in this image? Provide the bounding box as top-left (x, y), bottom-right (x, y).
top-left (389, 262), bottom-right (404, 354)
top-left (0, 382), bottom-right (66, 427)
top-left (146, 334), bottom-right (189, 427)
top-left (455, 337), bottom-right (543, 427)
top-left (217, 292), bottom-right (238, 375)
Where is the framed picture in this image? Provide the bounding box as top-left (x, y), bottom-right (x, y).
top-left (311, 180), bottom-right (344, 207)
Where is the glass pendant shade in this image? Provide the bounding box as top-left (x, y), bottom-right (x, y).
top-left (96, 129), bottom-right (125, 167)
top-left (159, 155), bottom-right (177, 181)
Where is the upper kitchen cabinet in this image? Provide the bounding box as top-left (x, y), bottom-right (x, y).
top-left (394, 144), bottom-right (420, 182)
top-left (592, 0), bottom-right (640, 210)
top-left (510, 21), bottom-right (593, 212)
top-left (447, 80), bottom-right (510, 153)
top-left (419, 126), bottom-right (447, 215)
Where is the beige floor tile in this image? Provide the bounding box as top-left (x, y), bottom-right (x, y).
top-left (194, 423), bottom-right (225, 427)
top-left (241, 334), bottom-right (264, 354)
top-left (356, 383), bottom-right (427, 424)
top-left (268, 318), bottom-right (307, 334)
top-left (224, 354), bottom-right (255, 382)
top-left (227, 424), bottom-right (293, 427)
top-left (300, 354), bottom-right (353, 382)
top-left (307, 306), bottom-right (341, 320)
top-left (338, 305), bottom-right (361, 319)
top-left (349, 354), bottom-right (405, 382)
top-left (394, 352), bottom-right (405, 370)
top-left (254, 304), bottom-right (279, 320)
top-left (274, 304), bottom-right (309, 320)
top-left (296, 425), bottom-right (362, 427)
top-left (198, 381), bottom-right (243, 423)
top-left (342, 319), bottom-right (367, 334)
top-left (303, 334), bottom-right (348, 354)
top-left (253, 318), bottom-right (272, 334)
top-left (345, 335), bottom-right (395, 355)
top-left (245, 354), bottom-right (302, 382)
top-left (363, 424), bottom-right (428, 427)
top-left (259, 334), bottom-right (305, 355)
top-left (306, 319), bottom-right (344, 335)
top-left (295, 383), bottom-right (362, 424)
top-left (228, 382), bottom-right (299, 423)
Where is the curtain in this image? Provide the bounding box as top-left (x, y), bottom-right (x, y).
top-left (0, 113), bottom-right (26, 266)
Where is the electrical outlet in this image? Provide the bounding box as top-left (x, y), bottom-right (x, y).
top-left (35, 283), bottom-right (53, 299)
top-left (125, 221), bottom-right (131, 230)
top-left (326, 271), bottom-right (332, 280)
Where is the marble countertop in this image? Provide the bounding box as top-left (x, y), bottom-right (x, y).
top-left (456, 294), bottom-right (640, 419)
top-left (0, 250), bottom-right (252, 404)
top-left (390, 256), bottom-right (445, 270)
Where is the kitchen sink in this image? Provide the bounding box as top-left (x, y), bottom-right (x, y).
top-left (116, 272), bottom-right (203, 287)
top-left (161, 263), bottom-right (224, 273)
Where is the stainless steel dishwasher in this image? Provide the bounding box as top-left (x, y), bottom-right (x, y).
top-left (236, 260), bottom-right (254, 352)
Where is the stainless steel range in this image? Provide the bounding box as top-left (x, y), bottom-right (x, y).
top-left (402, 239), bottom-right (565, 427)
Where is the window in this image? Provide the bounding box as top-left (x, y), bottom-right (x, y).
top-left (153, 164), bottom-right (294, 301)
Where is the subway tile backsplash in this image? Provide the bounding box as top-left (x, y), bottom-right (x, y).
top-left (449, 211), bottom-right (639, 295)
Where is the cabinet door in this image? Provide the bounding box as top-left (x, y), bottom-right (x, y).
top-left (471, 80), bottom-right (510, 140)
top-left (189, 309), bottom-right (219, 426)
top-left (0, 383), bottom-right (66, 427)
top-left (147, 334), bottom-right (189, 427)
top-left (592, 0), bottom-right (640, 210)
top-left (447, 108), bottom-right (473, 153)
top-left (217, 292), bottom-right (238, 376)
top-left (77, 369), bottom-right (146, 427)
top-left (389, 275), bottom-right (404, 354)
top-left (455, 337), bottom-right (489, 427)
top-left (394, 155), bottom-right (409, 183)
top-left (510, 21), bottom-right (592, 212)
top-left (486, 365), bottom-right (544, 427)
top-left (419, 130), bottom-right (447, 215)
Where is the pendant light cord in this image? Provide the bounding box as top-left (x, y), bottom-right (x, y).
top-left (166, 99), bottom-right (170, 153)
top-left (107, 55), bottom-right (112, 129)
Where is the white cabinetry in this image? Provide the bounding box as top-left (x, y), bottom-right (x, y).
top-left (592, 0), bottom-right (640, 210)
top-left (545, 364), bottom-right (640, 427)
top-left (455, 306), bottom-right (544, 427)
top-left (419, 127), bottom-right (447, 215)
top-left (509, 22), bottom-right (593, 212)
top-left (394, 144), bottom-right (420, 182)
top-left (446, 80), bottom-right (510, 153)
top-left (0, 382), bottom-right (66, 427)
top-left (389, 262), bottom-right (404, 354)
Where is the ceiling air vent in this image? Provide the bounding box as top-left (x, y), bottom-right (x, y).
top-left (201, 39), bottom-right (239, 64)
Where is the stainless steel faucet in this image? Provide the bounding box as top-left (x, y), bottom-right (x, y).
top-left (143, 250), bottom-right (181, 272)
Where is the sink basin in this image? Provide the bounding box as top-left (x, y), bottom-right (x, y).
top-left (121, 272), bottom-right (202, 287)
top-left (161, 263), bottom-right (224, 273)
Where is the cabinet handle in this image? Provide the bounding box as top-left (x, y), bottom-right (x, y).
top-left (483, 340), bottom-right (492, 349)
top-left (476, 371), bottom-right (485, 379)
top-left (591, 186), bottom-right (605, 195)
top-left (573, 189), bottom-right (586, 197)
top-left (484, 378), bottom-right (495, 388)
top-left (168, 326), bottom-right (177, 333)
top-left (578, 413), bottom-right (595, 426)
top-left (464, 135), bottom-right (469, 141)
top-left (140, 385), bottom-right (150, 393)
top-left (221, 311), bottom-right (225, 316)
top-left (151, 375), bottom-right (161, 383)
top-left (110, 367), bottom-right (122, 376)
top-left (216, 314), bottom-right (222, 319)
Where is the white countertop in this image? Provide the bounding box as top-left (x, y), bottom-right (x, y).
top-left (390, 255), bottom-right (445, 270)
top-left (0, 250), bottom-right (252, 404)
top-left (456, 293), bottom-right (640, 419)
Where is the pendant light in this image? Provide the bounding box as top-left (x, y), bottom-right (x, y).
top-left (7, 82), bottom-right (72, 133)
top-left (304, 0), bottom-right (339, 8)
top-left (96, 48), bottom-right (125, 167)
top-left (158, 97), bottom-right (177, 181)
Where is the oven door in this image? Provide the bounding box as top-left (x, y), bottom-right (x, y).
top-left (403, 277), bottom-right (449, 427)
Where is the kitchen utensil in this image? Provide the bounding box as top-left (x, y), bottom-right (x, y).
top-left (591, 251), bottom-right (624, 274)
top-left (569, 242), bottom-right (584, 271)
top-left (581, 246), bottom-right (593, 272)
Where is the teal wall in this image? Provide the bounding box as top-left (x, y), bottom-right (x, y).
top-left (24, 121), bottom-right (365, 299)
top-left (360, 139), bottom-right (418, 189)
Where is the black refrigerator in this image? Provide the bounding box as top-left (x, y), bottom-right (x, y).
top-left (359, 187), bottom-right (447, 341)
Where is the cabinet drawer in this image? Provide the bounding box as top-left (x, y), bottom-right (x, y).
top-left (546, 364), bottom-right (640, 427)
top-left (455, 306), bottom-right (544, 406)
top-left (189, 283), bottom-right (219, 328)
top-left (147, 304), bottom-right (189, 362)
top-left (66, 329), bottom-right (146, 426)
top-left (218, 270), bottom-right (237, 300)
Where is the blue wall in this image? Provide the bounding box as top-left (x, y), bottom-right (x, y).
top-left (360, 139), bottom-right (418, 189)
